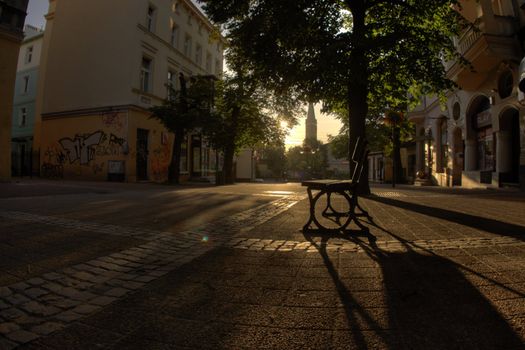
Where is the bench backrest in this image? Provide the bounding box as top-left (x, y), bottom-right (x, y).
top-left (350, 137), bottom-right (368, 183)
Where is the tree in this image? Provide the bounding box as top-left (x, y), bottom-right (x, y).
top-left (259, 144), bottom-right (287, 179)
top-left (328, 108), bottom-right (414, 183)
top-left (203, 61), bottom-right (298, 184)
top-left (149, 74), bottom-right (213, 184)
top-left (286, 140), bottom-right (328, 180)
top-left (200, 0), bottom-right (468, 192)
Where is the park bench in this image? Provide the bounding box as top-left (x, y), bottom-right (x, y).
top-left (301, 137), bottom-right (370, 233)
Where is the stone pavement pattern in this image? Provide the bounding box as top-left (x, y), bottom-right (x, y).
top-left (1, 182), bottom-right (525, 349)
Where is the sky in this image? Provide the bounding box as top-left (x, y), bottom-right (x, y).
top-left (23, 1), bottom-right (343, 147)
top-left (26, 0), bottom-right (47, 29)
top-left (284, 104), bottom-right (343, 149)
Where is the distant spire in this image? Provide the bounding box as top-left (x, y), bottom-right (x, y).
top-left (305, 102), bottom-right (317, 141)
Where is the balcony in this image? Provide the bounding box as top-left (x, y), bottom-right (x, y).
top-left (446, 11), bottom-right (520, 90)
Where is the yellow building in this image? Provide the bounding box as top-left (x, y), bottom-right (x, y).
top-left (0, 0), bottom-right (28, 181)
top-left (409, 0), bottom-right (525, 189)
top-left (34, 0), bottom-right (223, 182)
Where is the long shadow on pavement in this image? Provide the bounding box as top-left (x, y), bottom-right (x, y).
top-left (366, 195), bottom-right (525, 241)
top-left (304, 228), bottom-right (524, 349)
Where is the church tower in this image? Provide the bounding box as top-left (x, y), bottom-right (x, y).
top-left (305, 102), bottom-right (317, 141)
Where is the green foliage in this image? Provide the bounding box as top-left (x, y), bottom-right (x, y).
top-left (258, 144), bottom-right (286, 178)
top-left (286, 140), bottom-right (328, 179)
top-left (201, 55), bottom-right (300, 184)
top-left (149, 74), bottom-right (215, 183)
top-left (149, 76), bottom-right (215, 135)
top-left (200, 0), bottom-right (468, 187)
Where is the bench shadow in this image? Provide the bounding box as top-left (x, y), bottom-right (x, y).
top-left (366, 195), bottom-right (525, 241)
top-left (303, 227), bottom-right (524, 349)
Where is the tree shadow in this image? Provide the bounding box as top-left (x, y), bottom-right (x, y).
top-left (303, 225), bottom-right (524, 349)
top-left (366, 195), bottom-right (525, 241)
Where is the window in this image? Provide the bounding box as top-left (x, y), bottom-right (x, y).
top-left (147, 5), bottom-right (156, 31)
top-left (19, 108), bottom-right (27, 127)
top-left (172, 1), bottom-right (179, 13)
top-left (140, 57), bottom-right (152, 92)
top-left (195, 44), bottom-right (202, 65)
top-left (184, 34), bottom-right (192, 57)
top-left (22, 76), bottom-right (29, 93)
top-left (167, 70), bottom-right (177, 99)
top-left (171, 24), bottom-right (179, 48)
top-left (25, 46), bottom-right (33, 64)
top-left (205, 53), bottom-right (212, 72)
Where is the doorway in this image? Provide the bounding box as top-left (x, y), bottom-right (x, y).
top-left (136, 129), bottom-right (149, 181)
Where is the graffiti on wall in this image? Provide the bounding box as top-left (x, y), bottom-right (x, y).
top-left (95, 133), bottom-right (128, 157)
top-left (59, 131), bottom-right (104, 165)
top-left (151, 142), bottom-right (171, 182)
top-left (101, 112), bottom-right (125, 131)
top-left (41, 145), bottom-right (66, 178)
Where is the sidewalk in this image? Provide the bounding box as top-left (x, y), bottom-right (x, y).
top-left (2, 185), bottom-right (525, 349)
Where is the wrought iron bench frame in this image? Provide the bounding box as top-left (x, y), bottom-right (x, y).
top-left (301, 138), bottom-right (370, 232)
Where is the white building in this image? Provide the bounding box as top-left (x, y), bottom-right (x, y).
top-left (34, 0), bottom-right (224, 182)
top-left (11, 24), bottom-right (44, 176)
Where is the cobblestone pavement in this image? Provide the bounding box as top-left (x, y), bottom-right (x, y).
top-left (0, 186), bottom-right (302, 349)
top-left (1, 182), bottom-right (525, 349)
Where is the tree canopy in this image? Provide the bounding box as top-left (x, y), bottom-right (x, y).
top-left (149, 74), bottom-right (214, 183)
top-left (202, 58), bottom-right (299, 184)
top-left (200, 0), bottom-right (469, 191)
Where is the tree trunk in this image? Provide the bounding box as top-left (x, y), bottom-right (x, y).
top-left (223, 144), bottom-right (235, 184)
top-left (223, 107), bottom-right (240, 184)
top-left (393, 125), bottom-right (403, 183)
top-left (348, 2), bottom-right (371, 195)
top-left (168, 128), bottom-right (184, 184)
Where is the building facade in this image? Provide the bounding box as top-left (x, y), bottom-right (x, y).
top-left (409, 0), bottom-right (525, 189)
top-left (0, 0), bottom-right (29, 181)
top-left (11, 24), bottom-right (44, 176)
top-left (34, 0), bottom-right (223, 182)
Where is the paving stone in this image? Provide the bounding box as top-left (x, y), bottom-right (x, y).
top-left (133, 275), bottom-right (156, 283)
top-left (0, 301), bottom-right (10, 310)
top-left (20, 301), bottom-right (60, 317)
top-left (5, 330), bottom-right (38, 344)
top-left (31, 322), bottom-right (64, 336)
top-left (4, 294), bottom-right (30, 306)
top-left (23, 288), bottom-right (48, 299)
top-left (0, 323), bottom-right (19, 336)
top-left (1, 308), bottom-right (26, 322)
top-left (9, 283), bottom-right (29, 292)
top-left (42, 272), bottom-right (62, 281)
top-left (53, 310), bottom-right (83, 323)
top-left (90, 296), bottom-right (117, 306)
top-left (0, 335), bottom-right (18, 350)
top-left (26, 278), bottom-right (45, 286)
top-left (0, 288), bottom-right (12, 298)
top-left (104, 288), bottom-right (129, 298)
top-left (71, 304), bottom-right (101, 315)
